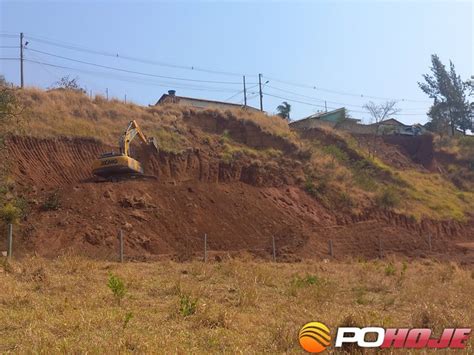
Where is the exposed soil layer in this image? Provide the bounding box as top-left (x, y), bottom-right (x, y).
top-left (5, 136), bottom-right (474, 263)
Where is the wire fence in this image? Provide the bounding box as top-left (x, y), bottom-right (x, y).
top-left (1, 222), bottom-right (445, 263)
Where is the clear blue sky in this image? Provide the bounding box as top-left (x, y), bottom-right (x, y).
top-left (1, 1), bottom-right (472, 124)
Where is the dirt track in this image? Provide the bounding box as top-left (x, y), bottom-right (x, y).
top-left (5, 136), bottom-right (474, 263)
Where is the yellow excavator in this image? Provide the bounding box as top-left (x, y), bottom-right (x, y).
top-left (92, 120), bottom-right (158, 180)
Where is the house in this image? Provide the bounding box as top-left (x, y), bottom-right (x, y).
top-left (290, 107), bottom-right (360, 130)
top-left (155, 90), bottom-right (260, 113)
top-left (370, 118), bottom-right (428, 136)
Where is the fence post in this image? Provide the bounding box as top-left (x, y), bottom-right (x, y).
top-left (272, 236), bottom-right (276, 262)
top-left (378, 236), bottom-right (383, 259)
top-left (428, 234), bottom-right (432, 252)
top-left (119, 229), bottom-right (124, 263)
top-left (7, 224), bottom-right (13, 258)
top-left (204, 233), bottom-right (207, 263)
top-left (329, 240), bottom-right (334, 258)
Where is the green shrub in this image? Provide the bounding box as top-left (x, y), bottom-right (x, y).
top-left (179, 293), bottom-right (198, 317)
top-left (375, 187), bottom-right (401, 208)
top-left (304, 175), bottom-right (328, 198)
top-left (292, 274), bottom-right (321, 288)
top-left (14, 197), bottom-right (30, 219)
top-left (323, 144), bottom-right (349, 163)
top-left (42, 190), bottom-right (60, 211)
top-left (107, 273), bottom-right (126, 305)
top-left (385, 263), bottom-right (396, 276)
top-left (304, 179), bottom-right (317, 197)
top-left (122, 311), bottom-right (133, 329)
top-left (0, 203), bottom-right (21, 224)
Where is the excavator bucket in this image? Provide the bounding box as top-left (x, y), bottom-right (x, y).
top-left (148, 137), bottom-right (159, 151)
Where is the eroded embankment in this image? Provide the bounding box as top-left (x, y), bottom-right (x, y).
top-left (5, 136), bottom-right (474, 262)
top-left (7, 136), bottom-right (304, 188)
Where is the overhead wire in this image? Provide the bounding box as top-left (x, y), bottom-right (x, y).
top-left (265, 85), bottom-right (429, 111)
top-left (25, 48), bottom-right (247, 85)
top-left (3, 32), bottom-right (435, 113)
top-left (265, 76), bottom-right (432, 104)
top-left (24, 34), bottom-right (254, 78)
top-left (263, 92), bottom-right (429, 116)
top-left (23, 58), bottom-right (239, 93)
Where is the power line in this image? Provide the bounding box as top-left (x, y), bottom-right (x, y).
top-left (0, 46), bottom-right (20, 49)
top-left (265, 76), bottom-right (431, 104)
top-left (25, 48), bottom-right (247, 85)
top-left (21, 33), bottom-right (432, 105)
top-left (23, 58), bottom-right (239, 93)
top-left (264, 92), bottom-right (428, 116)
top-left (224, 83), bottom-right (259, 102)
top-left (24, 34), bottom-right (254, 78)
top-left (0, 57), bottom-right (19, 60)
top-left (266, 85), bottom-right (429, 111)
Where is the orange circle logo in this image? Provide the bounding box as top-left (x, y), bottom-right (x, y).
top-left (299, 322), bottom-right (331, 353)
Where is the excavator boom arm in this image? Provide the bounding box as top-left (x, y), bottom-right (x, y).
top-left (119, 120), bottom-right (151, 156)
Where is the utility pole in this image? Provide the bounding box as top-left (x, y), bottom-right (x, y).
top-left (106, 88), bottom-right (109, 100)
top-left (325, 101), bottom-right (328, 113)
top-left (258, 73), bottom-right (263, 111)
top-left (243, 75), bottom-right (247, 107)
top-left (20, 32), bottom-right (24, 88)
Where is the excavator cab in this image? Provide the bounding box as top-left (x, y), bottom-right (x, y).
top-left (92, 120), bottom-right (157, 180)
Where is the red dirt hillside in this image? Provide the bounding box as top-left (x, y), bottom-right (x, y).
top-left (1, 88), bottom-right (473, 262)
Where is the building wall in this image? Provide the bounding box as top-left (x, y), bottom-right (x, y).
top-left (321, 110), bottom-right (346, 123)
top-left (290, 118), bottom-right (337, 130)
top-left (159, 95), bottom-right (260, 113)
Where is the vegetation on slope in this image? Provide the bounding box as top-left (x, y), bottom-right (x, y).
top-left (13, 88), bottom-right (297, 152)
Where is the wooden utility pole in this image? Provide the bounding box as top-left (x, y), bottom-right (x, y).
top-left (243, 75), bottom-right (247, 107)
top-left (258, 73), bottom-right (263, 111)
top-left (20, 32), bottom-right (24, 88)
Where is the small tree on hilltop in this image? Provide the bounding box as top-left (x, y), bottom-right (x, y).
top-left (276, 101), bottom-right (291, 121)
top-left (363, 100), bottom-right (400, 157)
top-left (52, 75), bottom-right (86, 94)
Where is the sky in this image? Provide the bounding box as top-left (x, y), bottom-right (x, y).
top-left (0, 0), bottom-right (473, 124)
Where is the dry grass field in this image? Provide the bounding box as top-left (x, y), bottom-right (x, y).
top-left (1, 256), bottom-right (473, 353)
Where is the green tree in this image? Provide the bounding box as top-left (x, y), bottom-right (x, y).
top-left (276, 101), bottom-right (291, 121)
top-left (418, 55), bottom-right (472, 135)
top-left (0, 85), bottom-right (20, 133)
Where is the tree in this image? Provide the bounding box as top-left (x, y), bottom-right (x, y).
top-left (363, 100), bottom-right (400, 157)
top-left (276, 101), bottom-right (291, 121)
top-left (418, 55), bottom-right (472, 135)
top-left (0, 87), bottom-right (19, 131)
top-left (51, 75), bottom-right (86, 93)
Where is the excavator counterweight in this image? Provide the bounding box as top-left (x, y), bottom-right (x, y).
top-left (92, 120), bottom-right (157, 180)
